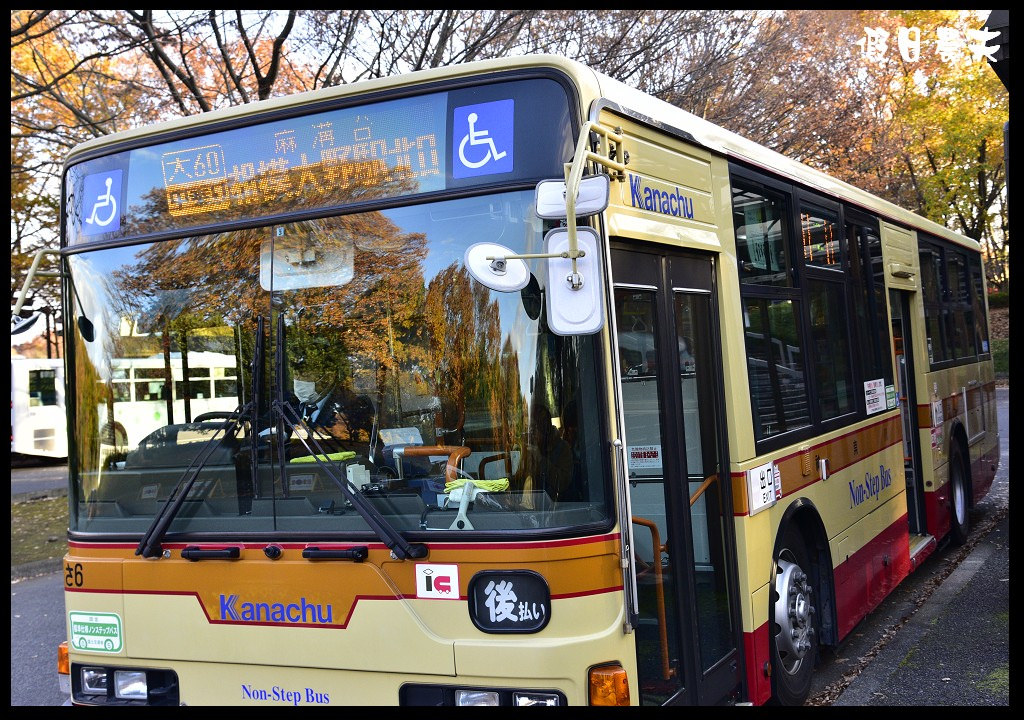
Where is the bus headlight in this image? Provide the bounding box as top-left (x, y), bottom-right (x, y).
top-left (401, 683), bottom-right (566, 706)
top-left (455, 689), bottom-right (500, 706)
top-left (70, 663), bottom-right (179, 705)
top-left (113, 670), bottom-right (148, 700)
top-left (513, 691), bottom-right (560, 706)
top-left (81, 667), bottom-right (109, 695)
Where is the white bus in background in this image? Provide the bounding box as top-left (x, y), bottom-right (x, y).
top-left (11, 355), bottom-right (68, 460)
top-left (98, 351), bottom-right (240, 451)
top-left (11, 352), bottom-right (240, 461)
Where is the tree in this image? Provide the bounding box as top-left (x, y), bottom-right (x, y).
top-left (12, 10), bottom-right (1008, 296)
top-left (11, 9), bottom-right (160, 340)
top-left (851, 10), bottom-right (1008, 290)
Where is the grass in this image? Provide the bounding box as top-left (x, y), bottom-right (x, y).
top-left (10, 493), bottom-right (69, 568)
top-left (898, 647), bottom-right (918, 668)
top-left (976, 664), bottom-right (1009, 696)
top-left (991, 338), bottom-right (1008, 375)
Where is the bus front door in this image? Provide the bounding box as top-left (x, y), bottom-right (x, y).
top-left (612, 245), bottom-right (744, 705)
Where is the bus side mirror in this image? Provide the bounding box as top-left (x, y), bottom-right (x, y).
top-left (462, 174), bottom-right (609, 336)
top-left (10, 313), bottom-right (40, 336)
top-left (77, 315), bottom-right (96, 343)
top-left (534, 174), bottom-right (608, 336)
top-left (535, 174), bottom-right (610, 219)
top-left (544, 227), bottom-right (604, 336)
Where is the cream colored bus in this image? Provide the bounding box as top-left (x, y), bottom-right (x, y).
top-left (52, 54), bottom-right (998, 706)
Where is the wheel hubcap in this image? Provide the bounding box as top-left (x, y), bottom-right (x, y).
top-left (953, 470), bottom-right (966, 526)
top-left (773, 557), bottom-right (815, 674)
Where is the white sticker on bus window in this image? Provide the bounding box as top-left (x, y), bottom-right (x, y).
top-left (258, 230), bottom-right (353, 291)
top-left (747, 461), bottom-right (777, 516)
top-left (932, 400), bottom-right (944, 427)
top-left (885, 385), bottom-right (897, 410)
top-left (864, 378), bottom-right (885, 414)
top-left (627, 445), bottom-right (662, 470)
top-left (290, 474), bottom-right (314, 492)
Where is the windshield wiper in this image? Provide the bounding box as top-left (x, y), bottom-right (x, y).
top-left (274, 399), bottom-right (427, 561)
top-left (135, 404), bottom-right (247, 559)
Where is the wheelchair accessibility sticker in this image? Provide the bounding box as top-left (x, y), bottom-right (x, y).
top-left (69, 611), bottom-right (123, 653)
top-left (453, 99), bottom-right (514, 178)
top-left (80, 169), bottom-right (123, 236)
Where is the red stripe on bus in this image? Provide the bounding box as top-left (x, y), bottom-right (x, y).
top-left (743, 621), bottom-right (772, 706)
top-left (68, 532), bottom-right (621, 553)
top-left (831, 513), bottom-right (911, 640)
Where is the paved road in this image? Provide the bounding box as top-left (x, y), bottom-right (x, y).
top-left (10, 571), bottom-right (67, 707)
top-left (11, 461), bottom-right (67, 498)
top-left (834, 386), bottom-right (1010, 705)
top-left (836, 512), bottom-right (1009, 705)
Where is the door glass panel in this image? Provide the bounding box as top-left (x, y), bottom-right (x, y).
top-left (615, 288), bottom-right (684, 704)
top-left (675, 292), bottom-right (733, 674)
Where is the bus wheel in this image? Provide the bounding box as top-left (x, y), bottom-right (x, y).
top-left (770, 525), bottom-right (817, 705)
top-left (949, 444), bottom-right (970, 546)
top-left (102, 423), bottom-right (128, 447)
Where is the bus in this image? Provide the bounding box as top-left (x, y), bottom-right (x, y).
top-left (11, 356), bottom-right (67, 460)
top-left (10, 349), bottom-right (238, 465)
top-left (50, 54), bottom-right (998, 706)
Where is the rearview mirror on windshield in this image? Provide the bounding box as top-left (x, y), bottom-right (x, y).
top-left (259, 224), bottom-right (354, 291)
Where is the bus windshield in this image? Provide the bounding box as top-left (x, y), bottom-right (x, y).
top-left (67, 189), bottom-right (612, 538)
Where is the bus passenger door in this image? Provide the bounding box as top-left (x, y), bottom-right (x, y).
top-left (890, 290), bottom-right (927, 536)
top-left (612, 245), bottom-right (743, 705)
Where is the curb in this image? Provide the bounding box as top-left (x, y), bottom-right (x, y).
top-left (12, 488), bottom-right (68, 503)
top-left (11, 557), bottom-right (64, 583)
top-left (834, 540), bottom-right (997, 705)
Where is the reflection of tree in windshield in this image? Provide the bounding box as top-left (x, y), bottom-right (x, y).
top-left (424, 263), bottom-right (524, 453)
top-left (90, 168), bottom-right (541, 489)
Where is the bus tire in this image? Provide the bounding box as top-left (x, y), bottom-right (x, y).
top-left (102, 423), bottom-right (128, 447)
top-left (948, 443), bottom-right (970, 546)
top-left (770, 524), bottom-right (817, 705)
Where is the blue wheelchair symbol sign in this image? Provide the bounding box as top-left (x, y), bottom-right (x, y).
top-left (453, 99), bottom-right (514, 179)
top-left (81, 170), bottom-right (123, 236)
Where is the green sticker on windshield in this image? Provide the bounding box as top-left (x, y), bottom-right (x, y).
top-left (69, 611), bottom-right (123, 653)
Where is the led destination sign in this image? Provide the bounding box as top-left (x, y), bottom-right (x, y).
top-left (65, 77), bottom-right (575, 246)
top-left (159, 100), bottom-right (445, 219)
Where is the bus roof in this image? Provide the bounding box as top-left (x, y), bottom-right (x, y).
top-left (63, 53), bottom-right (978, 251)
top-left (587, 68), bottom-right (980, 251)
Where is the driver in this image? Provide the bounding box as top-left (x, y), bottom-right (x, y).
top-left (515, 404), bottom-right (573, 506)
